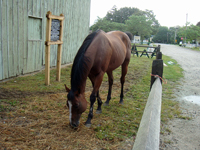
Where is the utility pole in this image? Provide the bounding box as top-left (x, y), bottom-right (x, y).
top-left (185, 13), bottom-right (188, 44)
top-left (174, 28), bottom-right (177, 44)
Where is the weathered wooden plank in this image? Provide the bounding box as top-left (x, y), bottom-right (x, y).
top-left (39, 42), bottom-right (43, 69)
top-left (57, 44), bottom-right (62, 81)
top-left (7, 0), bottom-right (14, 77)
top-left (42, 0), bottom-right (48, 65)
top-left (2, 0), bottom-right (8, 79)
top-left (23, 0), bottom-right (28, 74)
top-left (0, 0), bottom-right (3, 80)
top-left (45, 44), bottom-right (50, 85)
top-left (36, 0), bottom-right (41, 17)
top-left (35, 41), bottom-right (41, 70)
top-left (63, 0), bottom-right (71, 64)
top-left (6, 0), bottom-right (10, 77)
top-left (61, 0), bottom-right (66, 64)
top-left (47, 0), bottom-right (55, 67)
top-left (56, 14), bottom-right (64, 81)
top-left (27, 0), bottom-right (33, 16)
top-left (26, 41), bottom-right (31, 73)
top-left (18, 0), bottom-right (26, 75)
top-left (36, 0), bottom-right (43, 71)
top-left (12, 0), bottom-right (18, 76)
top-left (45, 41), bottom-right (63, 45)
top-left (45, 11), bottom-right (52, 85)
top-left (32, 0), bottom-right (37, 17)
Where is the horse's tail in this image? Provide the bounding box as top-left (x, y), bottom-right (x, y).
top-left (124, 32), bottom-right (133, 41)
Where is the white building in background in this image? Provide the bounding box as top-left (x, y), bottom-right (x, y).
top-left (133, 35), bottom-right (141, 43)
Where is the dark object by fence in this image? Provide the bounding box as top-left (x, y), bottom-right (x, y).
top-left (131, 46), bottom-right (138, 57)
top-left (151, 49), bottom-right (157, 58)
top-left (140, 49), bottom-right (149, 58)
top-left (131, 44), bottom-right (160, 58)
top-left (132, 51), bottom-right (163, 150)
top-left (150, 52), bottom-right (163, 89)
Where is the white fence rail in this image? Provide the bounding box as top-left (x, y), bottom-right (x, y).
top-left (132, 78), bottom-right (162, 150)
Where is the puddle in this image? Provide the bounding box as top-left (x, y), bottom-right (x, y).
top-left (183, 96), bottom-right (200, 105)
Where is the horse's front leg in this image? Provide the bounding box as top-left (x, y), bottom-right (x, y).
top-left (85, 72), bottom-right (104, 127)
top-left (85, 92), bottom-right (96, 127)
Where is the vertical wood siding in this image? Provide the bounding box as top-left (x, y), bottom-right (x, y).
top-left (0, 0), bottom-right (91, 80)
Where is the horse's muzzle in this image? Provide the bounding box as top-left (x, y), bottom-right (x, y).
top-left (70, 121), bottom-right (79, 128)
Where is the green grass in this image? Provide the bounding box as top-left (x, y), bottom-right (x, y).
top-left (191, 47), bottom-right (200, 51)
top-left (0, 54), bottom-right (186, 149)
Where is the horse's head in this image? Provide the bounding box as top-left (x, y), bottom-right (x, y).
top-left (65, 85), bottom-right (87, 128)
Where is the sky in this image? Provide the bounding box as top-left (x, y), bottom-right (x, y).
top-left (90, 0), bottom-right (200, 28)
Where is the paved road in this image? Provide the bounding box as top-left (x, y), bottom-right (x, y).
top-left (158, 44), bottom-right (200, 150)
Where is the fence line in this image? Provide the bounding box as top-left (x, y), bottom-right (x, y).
top-left (131, 45), bottom-right (160, 58)
top-left (132, 51), bottom-right (163, 150)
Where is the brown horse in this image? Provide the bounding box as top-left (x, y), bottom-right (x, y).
top-left (65, 30), bottom-right (132, 128)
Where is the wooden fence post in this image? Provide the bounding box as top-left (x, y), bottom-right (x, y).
top-left (45, 11), bottom-right (52, 85)
top-left (56, 14), bottom-right (64, 82)
top-left (150, 51), bottom-right (163, 89)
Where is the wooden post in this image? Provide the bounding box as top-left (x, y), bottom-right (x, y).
top-left (45, 11), bottom-right (64, 85)
top-left (156, 45), bottom-right (161, 56)
top-left (150, 52), bottom-right (163, 89)
top-left (45, 11), bottom-right (52, 85)
top-left (56, 14), bottom-right (64, 82)
top-left (133, 44), bottom-right (135, 57)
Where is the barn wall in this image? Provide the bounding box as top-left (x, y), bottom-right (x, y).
top-left (0, 0), bottom-right (91, 80)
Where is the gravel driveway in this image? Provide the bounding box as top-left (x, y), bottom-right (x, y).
top-left (159, 44), bottom-right (200, 150)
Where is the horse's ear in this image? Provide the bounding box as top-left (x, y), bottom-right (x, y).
top-left (64, 84), bottom-right (70, 92)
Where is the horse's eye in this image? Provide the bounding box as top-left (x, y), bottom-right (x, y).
top-left (73, 104), bottom-right (79, 109)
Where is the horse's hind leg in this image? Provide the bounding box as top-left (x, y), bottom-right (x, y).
top-left (104, 71), bottom-right (113, 106)
top-left (120, 61), bottom-right (129, 104)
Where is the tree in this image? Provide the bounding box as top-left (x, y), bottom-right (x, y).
top-left (90, 17), bottom-right (127, 32)
top-left (90, 7), bottom-right (160, 38)
top-left (105, 6), bottom-right (141, 23)
top-left (167, 26), bottom-right (181, 44)
top-left (142, 10), bottom-right (160, 35)
top-left (152, 26), bottom-right (168, 43)
top-left (126, 15), bottom-right (153, 43)
top-left (178, 25), bottom-right (200, 43)
top-left (105, 7), bottom-right (160, 35)
top-left (186, 25), bottom-right (200, 42)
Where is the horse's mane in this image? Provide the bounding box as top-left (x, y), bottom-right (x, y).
top-left (70, 30), bottom-right (100, 93)
top-left (124, 32), bottom-right (133, 41)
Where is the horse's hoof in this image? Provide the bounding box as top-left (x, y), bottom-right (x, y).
top-left (96, 110), bottom-right (102, 114)
top-left (85, 123), bottom-right (91, 128)
top-left (103, 103), bottom-right (109, 106)
top-left (119, 102), bottom-right (124, 105)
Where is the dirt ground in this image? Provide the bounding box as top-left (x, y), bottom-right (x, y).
top-left (159, 44), bottom-right (200, 150)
